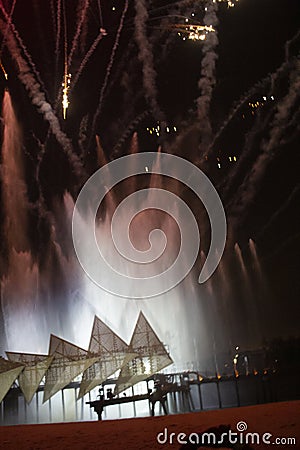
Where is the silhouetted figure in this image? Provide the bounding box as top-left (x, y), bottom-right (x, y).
top-left (106, 388), bottom-right (114, 399)
top-left (150, 383), bottom-right (168, 416)
top-left (97, 388), bottom-right (104, 401)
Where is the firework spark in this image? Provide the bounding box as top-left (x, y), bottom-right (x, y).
top-left (171, 23), bottom-right (215, 41)
top-left (62, 71), bottom-right (71, 120)
top-left (0, 60), bottom-right (8, 79)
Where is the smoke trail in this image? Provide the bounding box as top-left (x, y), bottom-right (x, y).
top-left (285, 29), bottom-right (300, 62)
top-left (70, 29), bottom-right (105, 91)
top-left (54, 0), bottom-right (62, 89)
top-left (53, 7), bottom-right (104, 145)
top-left (68, 0), bottom-right (90, 68)
top-left (112, 111), bottom-right (150, 157)
top-left (210, 75), bottom-right (271, 152)
top-left (0, 0), bottom-right (16, 58)
top-left (278, 105), bottom-right (300, 147)
top-left (166, 119), bottom-right (200, 164)
top-left (221, 103), bottom-right (274, 199)
top-left (78, 0), bottom-right (89, 55)
top-left (158, 0), bottom-right (194, 63)
top-left (231, 61), bottom-right (300, 220)
top-left (0, 18), bottom-right (84, 180)
top-left (224, 63), bottom-right (297, 195)
top-left (78, 114), bottom-right (89, 158)
top-left (196, 1), bottom-right (219, 149)
top-left (0, 2), bottom-right (45, 92)
top-left (258, 185), bottom-right (300, 239)
top-left (261, 62), bottom-right (300, 149)
top-left (97, 0), bottom-right (103, 27)
top-left (50, 0), bottom-right (57, 39)
top-left (210, 28), bottom-right (299, 153)
top-left (209, 56), bottom-right (298, 194)
top-left (133, 0), bottom-right (164, 121)
top-left (96, 40), bottom-right (145, 157)
top-left (30, 133), bottom-right (50, 221)
top-left (90, 0), bottom-right (129, 142)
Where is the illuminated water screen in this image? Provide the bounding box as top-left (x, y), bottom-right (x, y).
top-left (0, 0), bottom-right (299, 389)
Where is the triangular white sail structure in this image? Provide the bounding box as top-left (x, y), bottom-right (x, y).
top-left (6, 352), bottom-right (53, 403)
top-left (1, 311), bottom-right (173, 403)
top-left (43, 335), bottom-right (98, 402)
top-left (78, 316), bottom-right (136, 399)
top-left (115, 312), bottom-right (173, 393)
top-left (0, 357), bottom-right (24, 403)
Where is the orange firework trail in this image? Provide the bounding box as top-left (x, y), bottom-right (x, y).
top-left (0, 60), bottom-right (8, 79)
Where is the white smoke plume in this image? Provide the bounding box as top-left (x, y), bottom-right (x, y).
top-left (0, 18), bottom-right (84, 180)
top-left (196, 1), bottom-right (219, 149)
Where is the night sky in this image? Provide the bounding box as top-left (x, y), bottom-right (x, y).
top-left (0, 0), bottom-right (299, 356)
